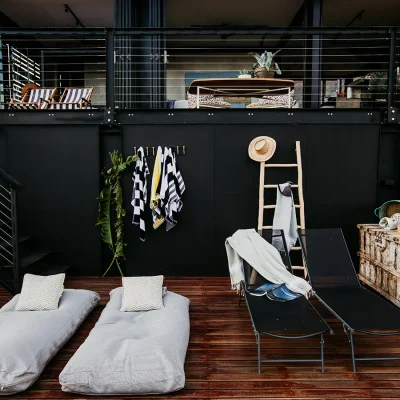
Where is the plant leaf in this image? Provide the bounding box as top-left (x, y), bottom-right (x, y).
top-left (95, 187), bottom-right (113, 248)
top-left (96, 150), bottom-right (137, 277)
top-left (274, 62), bottom-right (282, 75)
top-left (248, 52), bottom-right (262, 67)
top-left (265, 52), bottom-right (273, 69)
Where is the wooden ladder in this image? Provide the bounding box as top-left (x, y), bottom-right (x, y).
top-left (257, 141), bottom-right (307, 278)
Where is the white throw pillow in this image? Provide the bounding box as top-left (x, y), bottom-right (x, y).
top-left (121, 275), bottom-right (164, 312)
top-left (14, 273), bottom-right (65, 311)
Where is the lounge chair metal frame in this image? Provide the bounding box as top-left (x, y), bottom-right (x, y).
top-left (240, 230), bottom-right (331, 373)
top-left (298, 228), bottom-right (400, 372)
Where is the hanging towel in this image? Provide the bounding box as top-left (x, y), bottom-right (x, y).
top-left (131, 147), bottom-right (150, 241)
top-left (225, 228), bottom-right (312, 297)
top-left (159, 147), bottom-right (186, 231)
top-left (272, 182), bottom-right (298, 252)
top-left (150, 146), bottom-right (165, 229)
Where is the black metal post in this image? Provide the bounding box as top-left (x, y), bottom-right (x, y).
top-left (388, 29), bottom-right (397, 109)
top-left (10, 188), bottom-right (20, 293)
top-left (320, 333), bottom-right (325, 372)
top-left (106, 29), bottom-right (115, 110)
top-left (349, 330), bottom-right (356, 372)
top-left (304, 0), bottom-right (323, 109)
top-left (257, 332), bottom-right (261, 374)
top-left (40, 51), bottom-right (45, 87)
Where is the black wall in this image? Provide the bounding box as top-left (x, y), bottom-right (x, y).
top-left (0, 125), bottom-right (101, 274)
top-left (0, 121), bottom-right (383, 276)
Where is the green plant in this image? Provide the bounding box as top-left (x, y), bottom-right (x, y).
top-left (96, 150), bottom-right (137, 277)
top-left (248, 50), bottom-right (282, 74)
top-left (239, 69), bottom-right (251, 75)
top-left (367, 72), bottom-right (388, 93)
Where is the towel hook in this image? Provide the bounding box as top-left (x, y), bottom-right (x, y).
top-left (146, 146), bottom-right (149, 156)
top-left (133, 146), bottom-right (137, 156)
top-left (176, 146), bottom-right (180, 155)
top-left (152, 146), bottom-right (155, 156)
top-left (183, 145), bottom-right (186, 155)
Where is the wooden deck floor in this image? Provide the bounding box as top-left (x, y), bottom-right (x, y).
top-left (2, 276), bottom-right (400, 399)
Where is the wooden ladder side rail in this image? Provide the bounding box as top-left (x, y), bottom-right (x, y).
top-left (296, 141), bottom-right (306, 230)
top-left (256, 141), bottom-right (307, 279)
top-left (257, 161), bottom-right (265, 235)
top-left (295, 140), bottom-right (307, 277)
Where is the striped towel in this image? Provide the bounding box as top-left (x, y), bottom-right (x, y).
top-left (131, 147), bottom-right (150, 241)
top-left (158, 147), bottom-right (186, 231)
top-left (150, 146), bottom-right (165, 229)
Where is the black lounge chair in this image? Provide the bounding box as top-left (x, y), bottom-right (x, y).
top-left (298, 228), bottom-right (400, 372)
top-left (240, 230), bottom-right (332, 373)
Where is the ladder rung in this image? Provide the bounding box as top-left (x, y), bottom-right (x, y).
top-left (292, 266), bottom-right (306, 270)
top-left (262, 225), bottom-right (302, 229)
top-left (264, 184), bottom-right (299, 188)
top-left (291, 246), bottom-right (301, 251)
top-left (263, 205), bottom-right (300, 209)
top-left (265, 163), bottom-right (298, 168)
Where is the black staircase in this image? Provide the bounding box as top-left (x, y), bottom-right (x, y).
top-left (0, 169), bottom-right (22, 294)
top-left (0, 168), bottom-right (70, 294)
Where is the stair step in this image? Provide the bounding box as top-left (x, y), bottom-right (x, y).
top-left (20, 250), bottom-right (53, 268)
top-left (0, 235), bottom-right (33, 250)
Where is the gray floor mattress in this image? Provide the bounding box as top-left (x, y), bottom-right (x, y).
top-left (0, 289), bottom-right (100, 395)
top-left (59, 287), bottom-right (191, 395)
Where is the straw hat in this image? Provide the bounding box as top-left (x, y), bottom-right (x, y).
top-left (248, 136), bottom-right (276, 162)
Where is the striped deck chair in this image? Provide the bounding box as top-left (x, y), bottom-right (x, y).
top-left (9, 87), bottom-right (57, 110)
top-left (48, 88), bottom-right (93, 110)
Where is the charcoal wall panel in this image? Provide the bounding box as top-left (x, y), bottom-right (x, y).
top-left (214, 124), bottom-right (379, 270)
top-left (4, 125), bottom-right (101, 275)
top-left (0, 128), bottom-right (7, 170)
top-left (121, 125), bottom-right (216, 276)
top-left (1, 121), bottom-right (381, 276)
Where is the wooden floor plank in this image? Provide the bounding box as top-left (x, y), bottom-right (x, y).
top-left (2, 276), bottom-right (400, 399)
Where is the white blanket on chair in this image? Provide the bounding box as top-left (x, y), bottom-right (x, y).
top-left (225, 229), bottom-right (312, 297)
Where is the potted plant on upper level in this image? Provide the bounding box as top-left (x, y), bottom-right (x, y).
top-left (238, 69), bottom-right (252, 79)
top-left (249, 50), bottom-right (282, 78)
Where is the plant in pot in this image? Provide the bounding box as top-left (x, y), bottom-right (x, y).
top-left (238, 69), bottom-right (252, 79)
top-left (368, 72), bottom-right (388, 103)
top-left (249, 50), bottom-right (282, 78)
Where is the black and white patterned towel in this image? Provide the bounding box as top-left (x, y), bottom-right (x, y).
top-left (131, 147), bottom-right (150, 241)
top-left (159, 147), bottom-right (186, 231)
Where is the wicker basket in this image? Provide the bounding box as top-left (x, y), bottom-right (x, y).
top-left (374, 200), bottom-right (400, 219)
top-left (358, 224), bottom-right (400, 307)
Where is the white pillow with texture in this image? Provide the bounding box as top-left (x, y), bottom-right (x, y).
top-left (121, 275), bottom-right (164, 312)
top-left (14, 273), bottom-right (65, 311)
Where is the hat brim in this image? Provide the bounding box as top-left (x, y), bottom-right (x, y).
top-left (248, 136), bottom-right (276, 162)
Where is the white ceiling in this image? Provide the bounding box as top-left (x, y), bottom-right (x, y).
top-left (0, 0), bottom-right (399, 28)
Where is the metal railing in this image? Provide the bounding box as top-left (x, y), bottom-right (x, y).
top-left (0, 169), bottom-right (22, 294)
top-left (0, 27), bottom-right (398, 111)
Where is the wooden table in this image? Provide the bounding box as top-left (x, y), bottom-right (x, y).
top-left (188, 78), bottom-right (295, 109)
